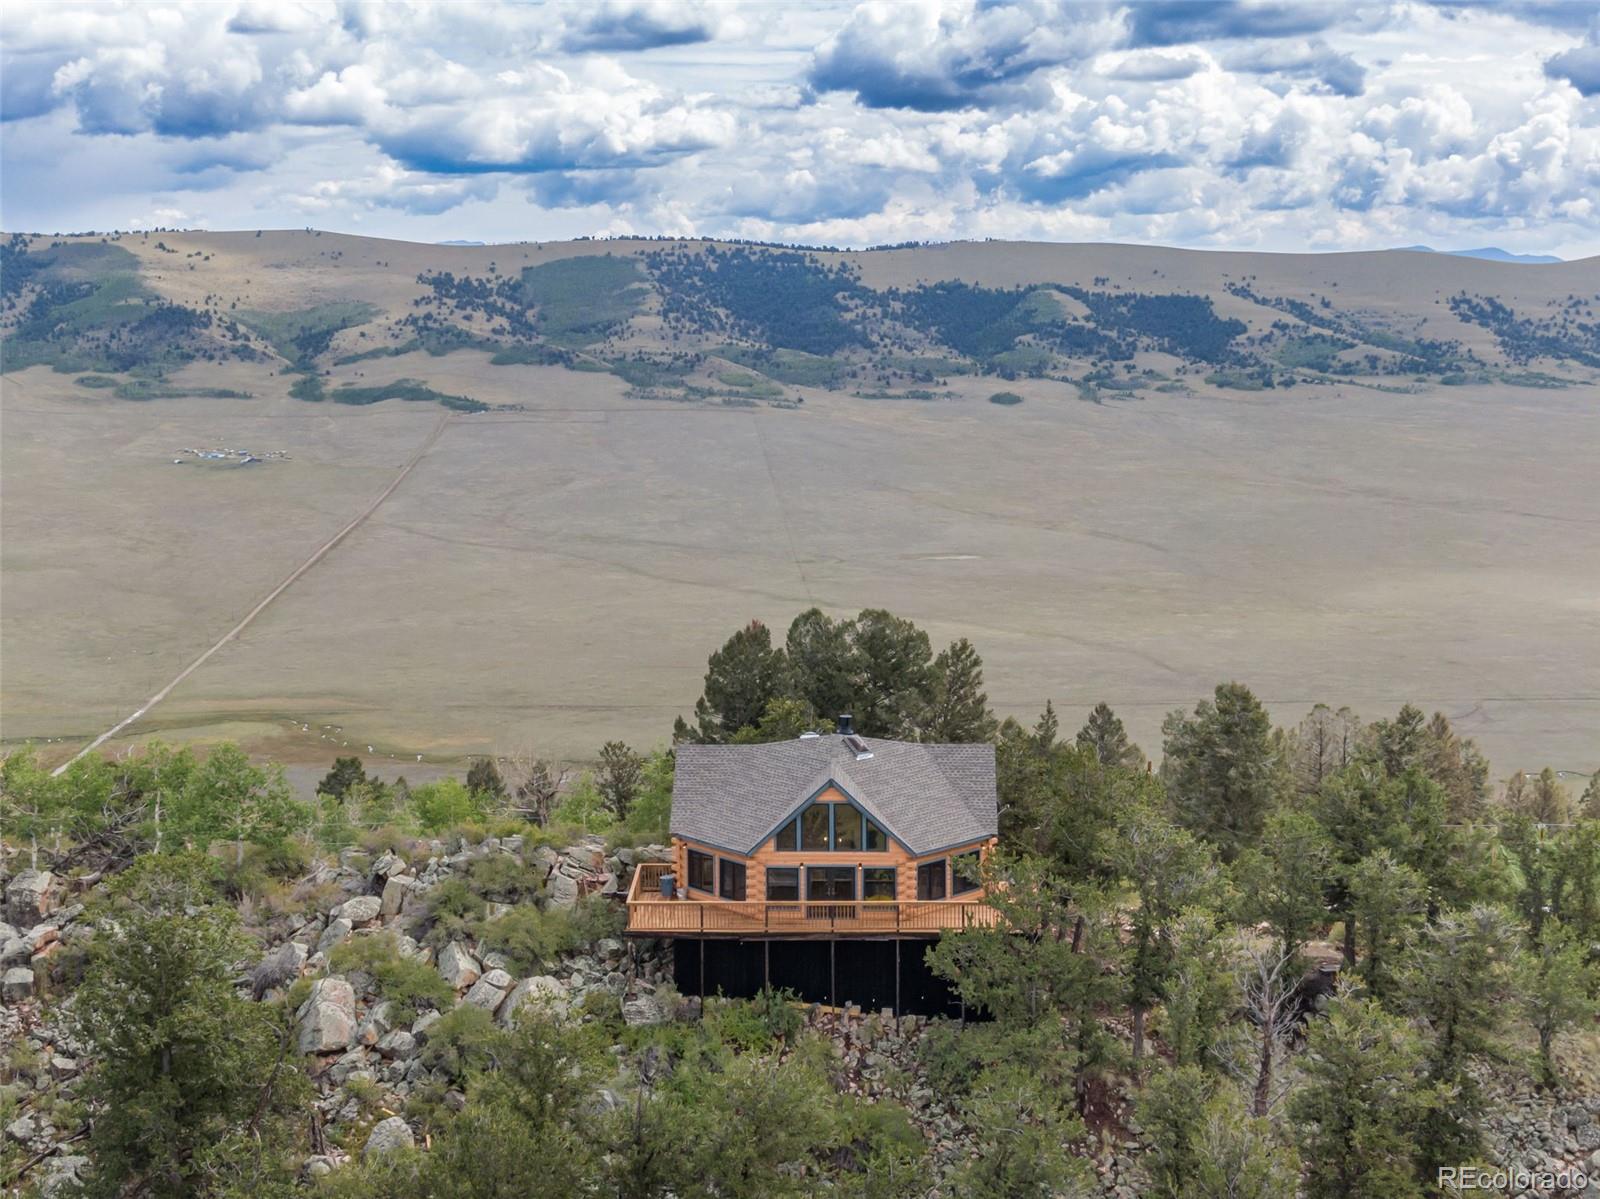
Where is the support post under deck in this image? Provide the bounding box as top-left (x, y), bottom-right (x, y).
top-left (829, 939), bottom-right (837, 1009)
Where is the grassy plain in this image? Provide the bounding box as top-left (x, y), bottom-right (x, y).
top-left (4, 351), bottom-right (1597, 779)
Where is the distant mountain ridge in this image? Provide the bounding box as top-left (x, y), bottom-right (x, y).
top-left (2, 230), bottom-right (1596, 409)
top-left (1396, 245), bottom-right (1563, 265)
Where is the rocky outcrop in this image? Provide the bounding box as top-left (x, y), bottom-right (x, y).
top-left (3, 967), bottom-right (36, 1003)
top-left (463, 969), bottom-right (512, 1011)
top-left (297, 977), bottom-right (357, 1054)
top-left (437, 942), bottom-right (480, 990)
top-left (5, 870), bottom-right (59, 927)
top-left (380, 875), bottom-right (416, 917)
top-left (333, 896), bottom-right (382, 926)
top-left (622, 993), bottom-right (665, 1027)
top-left (498, 975), bottom-right (565, 1025)
top-left (363, 1116), bottom-right (414, 1159)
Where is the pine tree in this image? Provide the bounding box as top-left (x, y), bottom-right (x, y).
top-left (1163, 912), bottom-right (1239, 1070)
top-left (595, 740), bottom-right (644, 821)
top-left (1522, 766), bottom-right (1572, 825)
top-left (950, 1057), bottom-right (1091, 1199)
top-left (1549, 820), bottom-right (1600, 943)
top-left (1161, 682), bottom-right (1280, 861)
top-left (465, 757), bottom-right (507, 803)
top-left (1114, 803), bottom-right (1222, 1060)
top-left (1291, 995), bottom-right (1441, 1199)
top-left (71, 854), bottom-right (308, 1197)
top-left (1143, 1067), bottom-right (1299, 1199)
top-left (1499, 810), bottom-right (1553, 939)
top-left (1347, 849), bottom-right (1428, 1002)
top-left (1032, 699), bottom-right (1059, 747)
top-left (785, 607), bottom-right (856, 723)
top-left (1518, 919), bottom-right (1600, 1087)
top-left (848, 608), bottom-right (936, 738)
top-left (316, 755), bottom-right (370, 801)
top-left (1421, 711), bottom-right (1488, 821)
top-left (1399, 905), bottom-right (1521, 1168)
top-left (1233, 807), bottom-right (1334, 965)
top-left (675, 619), bottom-right (791, 743)
top-left (1581, 770), bottom-right (1600, 820)
top-left (920, 637), bottom-right (997, 742)
top-left (1076, 701), bottom-right (1143, 768)
top-left (1370, 703), bottom-right (1427, 777)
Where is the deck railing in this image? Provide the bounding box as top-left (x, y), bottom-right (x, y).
top-left (625, 860), bottom-right (998, 936)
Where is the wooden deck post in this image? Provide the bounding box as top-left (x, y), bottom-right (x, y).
top-left (763, 939), bottom-right (770, 992)
top-left (894, 938), bottom-right (901, 1022)
top-left (829, 939), bottom-right (837, 1010)
top-left (698, 938), bottom-right (706, 1008)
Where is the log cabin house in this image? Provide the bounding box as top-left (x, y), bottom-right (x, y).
top-left (625, 716), bottom-right (999, 1013)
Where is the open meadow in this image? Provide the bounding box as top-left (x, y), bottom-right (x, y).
top-left (4, 331), bottom-right (1596, 779)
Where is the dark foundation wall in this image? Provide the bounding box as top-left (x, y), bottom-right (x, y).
top-left (672, 938), bottom-right (971, 1018)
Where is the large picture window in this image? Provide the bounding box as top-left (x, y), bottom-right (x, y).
top-left (807, 866), bottom-right (855, 902)
top-left (801, 804), bottom-right (831, 850)
top-left (771, 820), bottom-right (798, 852)
top-left (833, 805), bottom-right (863, 850)
top-left (863, 867), bottom-right (897, 900)
top-left (687, 849), bottom-right (714, 893)
top-left (916, 860), bottom-right (946, 901)
top-left (719, 858), bottom-right (747, 901)
top-left (774, 801), bottom-right (888, 853)
top-left (952, 851), bottom-right (981, 895)
top-left (766, 867), bottom-right (799, 901)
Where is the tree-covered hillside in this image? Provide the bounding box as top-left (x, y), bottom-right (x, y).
top-left (4, 608), bottom-right (1598, 1197)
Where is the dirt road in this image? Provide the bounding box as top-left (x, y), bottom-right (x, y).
top-left (50, 412), bottom-right (454, 775)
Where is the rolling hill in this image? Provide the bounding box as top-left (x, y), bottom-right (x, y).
top-left (5, 230), bottom-right (1599, 406)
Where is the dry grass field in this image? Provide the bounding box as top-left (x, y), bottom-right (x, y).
top-left (2, 233), bottom-right (1597, 782)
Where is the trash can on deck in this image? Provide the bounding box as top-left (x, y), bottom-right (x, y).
top-left (660, 873), bottom-right (676, 898)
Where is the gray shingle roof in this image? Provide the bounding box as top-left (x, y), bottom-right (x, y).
top-left (671, 735), bottom-right (997, 856)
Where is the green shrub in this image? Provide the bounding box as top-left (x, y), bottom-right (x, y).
top-left (466, 854), bottom-right (544, 905)
top-left (750, 985), bottom-right (804, 1042)
top-left (549, 775), bottom-right (613, 833)
top-left (618, 750), bottom-right (673, 842)
top-left (358, 826), bottom-right (412, 858)
top-left (577, 989), bottom-right (623, 1032)
top-left (410, 779), bottom-right (488, 832)
top-left (478, 905), bottom-right (578, 975)
top-left (570, 894), bottom-right (626, 946)
top-left (988, 391), bottom-right (1023, 405)
top-left (919, 1021), bottom-right (1018, 1097)
top-left (288, 372), bottom-right (325, 401)
top-left (418, 877), bottom-right (485, 949)
top-left (418, 1004), bottom-right (502, 1079)
top-left (329, 933), bottom-right (455, 1022)
top-left (701, 987), bottom-right (803, 1051)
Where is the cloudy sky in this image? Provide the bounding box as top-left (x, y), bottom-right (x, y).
top-left (3, 0), bottom-right (1599, 256)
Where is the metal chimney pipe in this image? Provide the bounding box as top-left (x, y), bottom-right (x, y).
top-left (836, 713), bottom-right (854, 735)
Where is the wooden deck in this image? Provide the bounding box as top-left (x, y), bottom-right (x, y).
top-left (625, 862), bottom-right (999, 938)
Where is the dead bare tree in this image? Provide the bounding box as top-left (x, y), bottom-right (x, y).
top-left (1218, 938), bottom-right (1301, 1118)
top-left (1289, 704), bottom-right (1363, 796)
top-left (501, 747), bottom-right (571, 826)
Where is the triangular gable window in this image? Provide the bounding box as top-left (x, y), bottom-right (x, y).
top-left (770, 800), bottom-right (888, 852)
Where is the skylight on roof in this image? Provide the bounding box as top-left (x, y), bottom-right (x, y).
top-left (844, 734), bottom-right (873, 759)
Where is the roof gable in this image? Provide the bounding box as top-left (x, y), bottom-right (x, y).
top-left (670, 735), bottom-right (997, 857)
